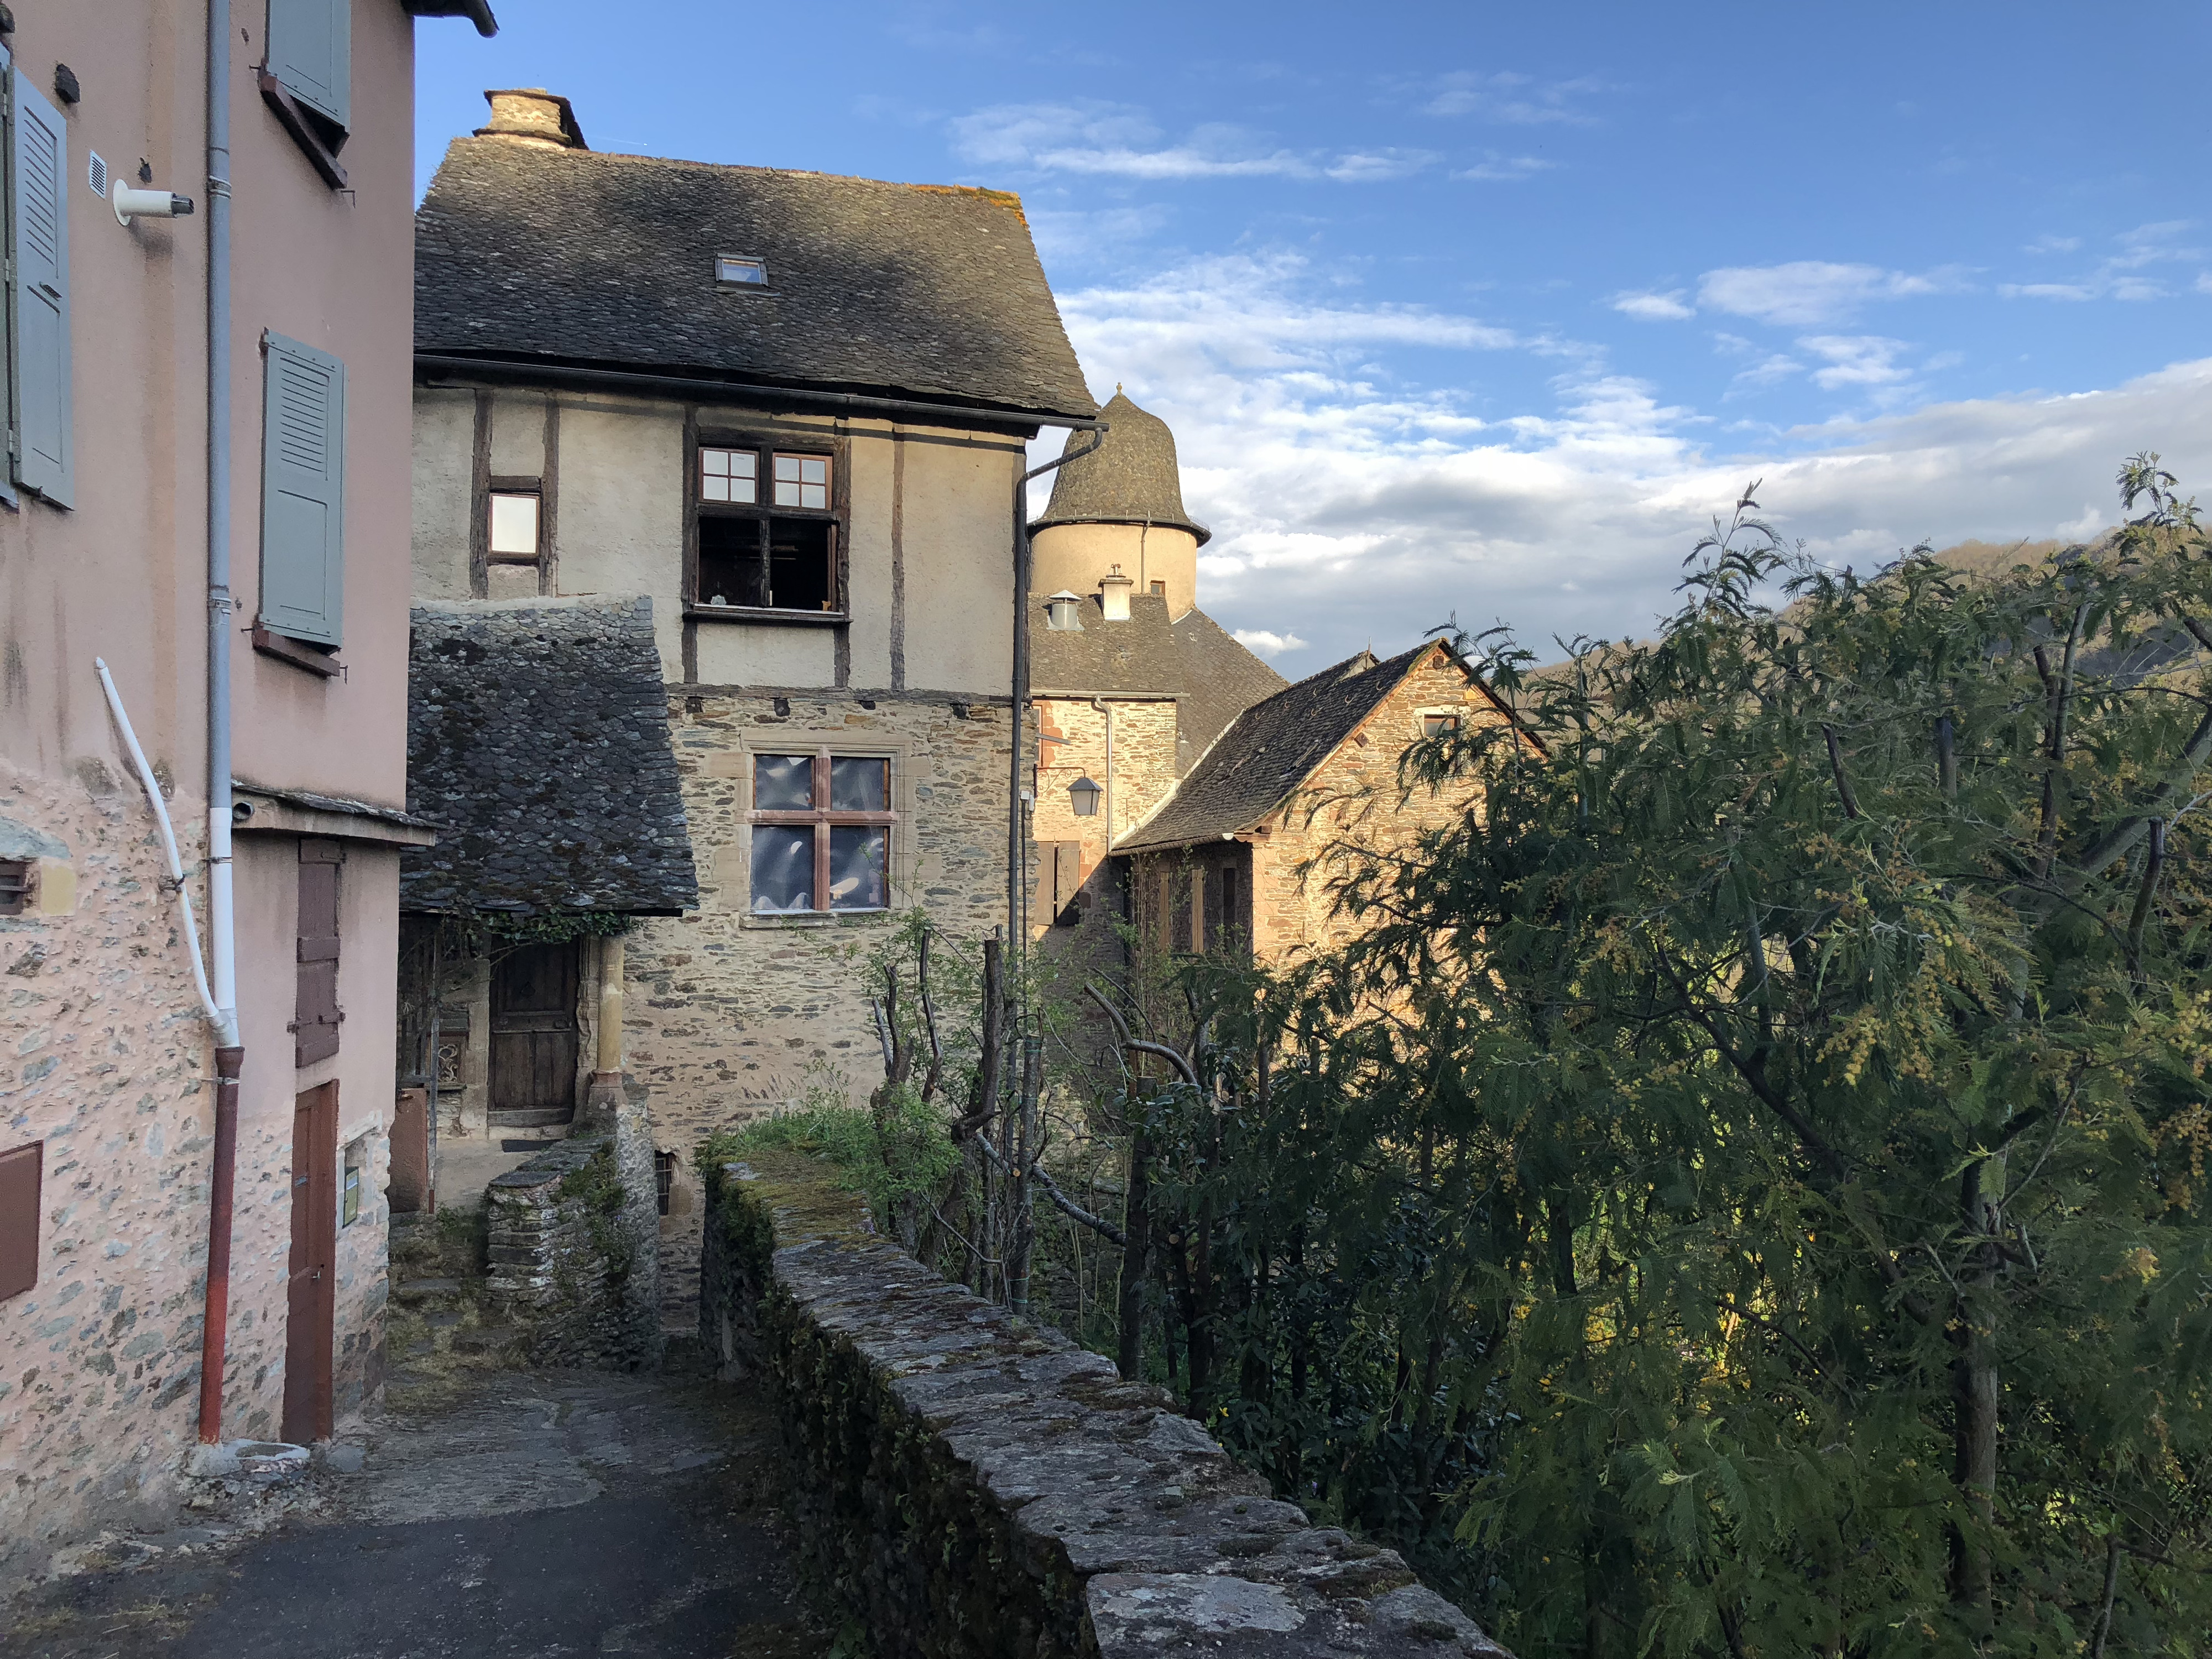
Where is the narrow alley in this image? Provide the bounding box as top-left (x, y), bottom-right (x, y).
top-left (1, 1212), bottom-right (827, 1659)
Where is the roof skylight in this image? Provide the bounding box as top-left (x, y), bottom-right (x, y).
top-left (716, 254), bottom-right (768, 286)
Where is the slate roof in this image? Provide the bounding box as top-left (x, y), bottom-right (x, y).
top-left (1171, 609), bottom-right (1292, 769)
top-left (1117, 643), bottom-right (1457, 852)
top-left (1031, 392), bottom-right (1209, 542)
top-left (1029, 594), bottom-right (1286, 775)
top-left (402, 597), bottom-right (698, 916)
top-left (415, 135), bottom-right (1096, 421)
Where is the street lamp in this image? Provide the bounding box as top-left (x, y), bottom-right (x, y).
top-left (1068, 774), bottom-right (1102, 817)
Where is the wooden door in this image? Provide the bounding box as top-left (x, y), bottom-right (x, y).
top-left (282, 1083), bottom-right (338, 1444)
top-left (489, 942), bottom-right (581, 1118)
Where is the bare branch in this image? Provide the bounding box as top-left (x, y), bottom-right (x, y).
top-left (1084, 982), bottom-right (1201, 1087)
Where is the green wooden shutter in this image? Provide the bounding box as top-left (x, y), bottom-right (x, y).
top-left (267, 0), bottom-right (351, 132)
top-left (260, 332), bottom-right (346, 647)
top-left (11, 69), bottom-right (72, 508)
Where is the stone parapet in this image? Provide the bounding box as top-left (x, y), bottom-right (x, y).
top-left (700, 1154), bottom-right (1509, 1657)
top-left (482, 1081), bottom-right (661, 1370)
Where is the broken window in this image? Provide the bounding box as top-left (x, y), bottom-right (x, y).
top-left (748, 751), bottom-right (893, 915)
top-left (692, 439), bottom-right (841, 617)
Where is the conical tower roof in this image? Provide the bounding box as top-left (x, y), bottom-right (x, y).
top-left (1031, 390), bottom-right (1210, 545)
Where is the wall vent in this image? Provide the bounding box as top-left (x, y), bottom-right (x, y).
top-left (87, 150), bottom-right (107, 199)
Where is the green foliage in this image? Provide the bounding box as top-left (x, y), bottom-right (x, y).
top-left (1100, 462), bottom-right (2212, 1656)
top-left (708, 1085), bottom-right (961, 1240)
top-left (556, 1142), bottom-right (633, 1288)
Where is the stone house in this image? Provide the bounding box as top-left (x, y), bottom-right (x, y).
top-left (1, 0), bottom-right (497, 1585)
top-left (1115, 641), bottom-right (1531, 963)
top-left (1022, 392), bottom-right (1285, 993)
top-left (405, 91), bottom-right (1096, 1304)
top-left (397, 596), bottom-right (698, 1142)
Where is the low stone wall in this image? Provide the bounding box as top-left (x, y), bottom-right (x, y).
top-left (701, 1155), bottom-right (1510, 1658)
top-left (484, 1081), bottom-right (661, 1370)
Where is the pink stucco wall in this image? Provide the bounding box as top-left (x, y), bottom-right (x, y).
top-left (0, 0), bottom-right (432, 1584)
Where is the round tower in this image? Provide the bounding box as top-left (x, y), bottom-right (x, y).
top-left (1030, 390), bottom-right (1209, 620)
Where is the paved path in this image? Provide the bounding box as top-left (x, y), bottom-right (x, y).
top-left (1, 1369), bottom-right (827, 1658)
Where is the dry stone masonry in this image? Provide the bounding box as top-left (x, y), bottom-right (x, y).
top-left (701, 1154), bottom-right (1511, 1657)
top-left (483, 1086), bottom-right (662, 1370)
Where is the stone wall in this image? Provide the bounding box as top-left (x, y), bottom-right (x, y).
top-left (483, 1082), bottom-right (663, 1370)
top-left (700, 1153), bottom-right (1510, 1658)
top-left (630, 687), bottom-right (1013, 1324)
top-left (1, 769), bottom-right (219, 1586)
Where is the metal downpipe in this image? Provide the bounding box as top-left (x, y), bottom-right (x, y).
top-left (199, 0), bottom-right (244, 1446)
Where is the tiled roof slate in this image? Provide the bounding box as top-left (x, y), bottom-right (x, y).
top-left (414, 138), bottom-right (1095, 420)
top-left (401, 597), bottom-right (699, 915)
top-left (1116, 643), bottom-right (1448, 852)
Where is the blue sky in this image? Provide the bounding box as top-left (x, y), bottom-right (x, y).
top-left (418, 2), bottom-right (2212, 670)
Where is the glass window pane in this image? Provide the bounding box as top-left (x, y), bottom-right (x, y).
top-left (800, 457), bottom-right (827, 485)
top-left (753, 753), bottom-right (815, 810)
top-left (750, 825), bottom-right (815, 914)
top-left (828, 826), bottom-right (887, 910)
top-left (800, 482), bottom-right (826, 509)
top-left (773, 453), bottom-right (829, 510)
top-left (701, 448), bottom-right (755, 504)
top-left (773, 455), bottom-right (801, 481)
top-left (488, 492), bottom-right (538, 557)
top-left (829, 756), bottom-right (887, 812)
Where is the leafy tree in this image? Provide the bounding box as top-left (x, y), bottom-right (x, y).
top-left (1103, 460), bottom-right (2212, 1656)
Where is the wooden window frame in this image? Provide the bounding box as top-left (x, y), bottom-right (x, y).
top-left (0, 858), bottom-right (33, 916)
top-left (747, 748), bottom-right (895, 916)
top-left (686, 428), bottom-right (849, 627)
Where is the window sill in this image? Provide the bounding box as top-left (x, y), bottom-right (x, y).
top-left (257, 70), bottom-right (348, 189)
top-left (687, 604), bottom-right (847, 628)
top-left (253, 625), bottom-right (345, 679)
top-left (739, 907), bottom-right (891, 930)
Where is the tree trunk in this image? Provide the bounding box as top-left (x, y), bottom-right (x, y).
top-left (1948, 1157), bottom-right (2001, 1620)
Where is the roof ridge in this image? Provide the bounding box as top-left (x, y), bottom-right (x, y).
top-left (445, 135), bottom-right (1030, 210)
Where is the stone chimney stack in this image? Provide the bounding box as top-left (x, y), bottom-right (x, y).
top-left (475, 88), bottom-right (588, 150)
top-left (1098, 564), bottom-right (1134, 623)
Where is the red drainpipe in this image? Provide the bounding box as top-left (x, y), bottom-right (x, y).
top-left (196, 1045), bottom-right (244, 1442)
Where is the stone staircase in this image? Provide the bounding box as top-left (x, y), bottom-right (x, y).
top-left (385, 1208), bottom-right (528, 1392)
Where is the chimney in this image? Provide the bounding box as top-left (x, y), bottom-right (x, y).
top-left (1098, 564), bottom-right (1134, 623)
top-left (475, 88), bottom-right (588, 150)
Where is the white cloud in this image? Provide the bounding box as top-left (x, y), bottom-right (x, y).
top-left (1798, 334), bottom-right (1914, 390)
top-left (1697, 261), bottom-right (1973, 326)
top-left (2000, 221), bottom-right (2205, 303)
top-left (2025, 234), bottom-right (2083, 254)
top-left (1326, 148), bottom-right (1443, 182)
top-left (1039, 253), bottom-right (2212, 665)
top-left (1233, 629), bottom-right (1310, 658)
top-left (1453, 153), bottom-right (1557, 182)
top-left (1423, 71), bottom-right (1601, 124)
top-left (1613, 289), bottom-right (1693, 321)
top-left (950, 102), bottom-right (1431, 184)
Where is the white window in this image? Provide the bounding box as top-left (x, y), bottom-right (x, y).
top-left (773, 453), bottom-right (829, 510)
top-left (717, 254), bottom-right (768, 286)
top-left (700, 447), bottom-right (758, 504)
top-left (487, 491), bottom-right (540, 559)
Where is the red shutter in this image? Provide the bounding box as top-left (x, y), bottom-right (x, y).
top-left (0, 1141), bottom-right (41, 1301)
top-left (294, 840), bottom-right (343, 1066)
